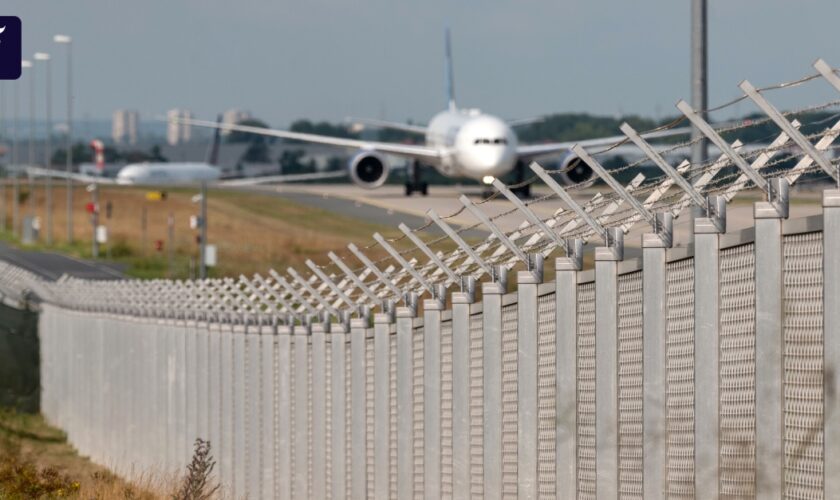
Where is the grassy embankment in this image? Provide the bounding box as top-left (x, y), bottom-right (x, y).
top-left (0, 410), bottom-right (169, 499)
top-left (0, 183), bottom-right (403, 279)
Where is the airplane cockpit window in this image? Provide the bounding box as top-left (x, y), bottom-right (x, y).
top-left (474, 138), bottom-right (506, 145)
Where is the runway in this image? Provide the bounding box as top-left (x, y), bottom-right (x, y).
top-left (244, 182), bottom-right (826, 251)
top-left (0, 242), bottom-right (126, 281)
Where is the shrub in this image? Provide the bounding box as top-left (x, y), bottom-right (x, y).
top-left (172, 439), bottom-right (219, 500)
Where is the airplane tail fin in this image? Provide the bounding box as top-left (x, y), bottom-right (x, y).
top-left (205, 114), bottom-right (222, 166)
top-left (445, 28), bottom-right (456, 112)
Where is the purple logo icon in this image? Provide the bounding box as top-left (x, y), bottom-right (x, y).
top-left (0, 16), bottom-right (22, 80)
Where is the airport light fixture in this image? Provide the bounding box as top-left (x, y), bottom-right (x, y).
top-left (53, 34), bottom-right (73, 242)
top-left (22, 60), bottom-right (36, 219)
top-left (86, 184), bottom-right (99, 258)
top-left (192, 183), bottom-right (208, 280)
top-left (34, 52), bottom-right (53, 244)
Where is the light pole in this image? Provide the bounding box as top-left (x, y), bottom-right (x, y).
top-left (54, 34), bottom-right (73, 243)
top-left (0, 82), bottom-right (6, 232)
top-left (35, 52), bottom-right (53, 245)
top-left (14, 60), bottom-right (31, 237)
top-left (26, 58), bottom-right (35, 220)
top-left (690, 0), bottom-right (708, 231)
top-left (87, 183), bottom-right (99, 258)
top-left (192, 183), bottom-right (208, 280)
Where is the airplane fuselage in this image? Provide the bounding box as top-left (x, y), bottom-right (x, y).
top-left (116, 162), bottom-right (221, 185)
top-left (424, 109), bottom-right (518, 180)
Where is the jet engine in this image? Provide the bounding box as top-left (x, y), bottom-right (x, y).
top-left (556, 152), bottom-right (595, 185)
top-left (348, 151), bottom-right (389, 189)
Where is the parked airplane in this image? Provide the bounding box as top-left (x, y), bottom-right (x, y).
top-left (27, 117), bottom-right (345, 187)
top-left (181, 30), bottom-right (689, 196)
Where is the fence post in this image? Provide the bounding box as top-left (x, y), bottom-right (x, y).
top-left (233, 322), bottom-right (247, 498)
top-left (277, 323), bottom-right (293, 500)
top-left (397, 297), bottom-right (419, 499)
top-left (175, 319), bottom-right (188, 468)
top-left (260, 320), bottom-right (278, 500)
top-left (595, 228), bottom-right (623, 498)
top-left (518, 254), bottom-right (544, 499)
top-left (156, 318), bottom-right (169, 476)
top-left (556, 243), bottom-right (582, 498)
top-left (195, 319), bottom-right (209, 449)
top-left (312, 321), bottom-right (328, 500)
top-left (331, 321), bottom-right (348, 500)
top-left (754, 179), bottom-right (788, 498)
top-left (351, 316), bottom-right (369, 499)
top-left (294, 324), bottom-right (311, 499)
top-left (219, 320), bottom-right (234, 494)
top-left (694, 196), bottom-right (726, 498)
top-left (452, 279), bottom-right (475, 498)
top-left (184, 318), bottom-right (198, 448)
top-left (425, 295), bottom-right (445, 498)
top-left (643, 216), bottom-right (672, 499)
top-left (375, 308), bottom-right (395, 499)
top-left (206, 320), bottom-right (223, 490)
top-left (824, 189), bottom-right (840, 496)
top-left (483, 268), bottom-right (507, 500)
top-left (246, 318), bottom-right (263, 500)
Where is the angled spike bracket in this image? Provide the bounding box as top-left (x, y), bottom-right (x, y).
top-left (530, 161), bottom-right (620, 257)
top-left (427, 209), bottom-right (496, 280)
top-left (306, 259), bottom-right (359, 324)
top-left (459, 194), bottom-right (531, 268)
top-left (740, 79), bottom-right (838, 187)
top-left (347, 243), bottom-right (403, 300)
top-left (286, 267), bottom-right (341, 321)
top-left (328, 252), bottom-right (381, 309)
top-left (398, 223), bottom-right (460, 286)
top-left (677, 99), bottom-right (789, 218)
top-left (571, 144), bottom-right (662, 236)
top-left (492, 177), bottom-right (573, 259)
top-left (373, 232), bottom-right (437, 298)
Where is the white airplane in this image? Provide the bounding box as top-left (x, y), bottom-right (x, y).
top-left (27, 118), bottom-right (346, 187)
top-left (181, 30), bottom-right (690, 196)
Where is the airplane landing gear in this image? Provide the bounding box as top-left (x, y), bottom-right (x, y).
top-left (511, 160), bottom-right (531, 198)
top-left (405, 161), bottom-right (429, 196)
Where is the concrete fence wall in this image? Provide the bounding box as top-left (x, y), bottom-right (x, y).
top-left (37, 193), bottom-right (840, 499)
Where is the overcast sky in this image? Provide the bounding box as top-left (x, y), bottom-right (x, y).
top-left (6, 1), bottom-right (840, 127)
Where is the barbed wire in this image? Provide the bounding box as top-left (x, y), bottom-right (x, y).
top-left (28, 65), bottom-right (840, 313)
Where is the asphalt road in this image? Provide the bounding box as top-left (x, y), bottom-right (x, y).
top-left (231, 185), bottom-right (490, 238)
top-left (0, 242), bottom-right (125, 281)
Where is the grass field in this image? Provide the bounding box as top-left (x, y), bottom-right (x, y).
top-left (0, 182), bottom-right (403, 279)
top-left (0, 410), bottom-right (169, 499)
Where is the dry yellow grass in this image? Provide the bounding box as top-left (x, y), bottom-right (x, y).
top-left (0, 410), bottom-right (170, 499)
top-left (1, 181), bottom-right (401, 279)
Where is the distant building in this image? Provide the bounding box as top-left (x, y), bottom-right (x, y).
top-left (112, 109), bottom-right (139, 145)
top-left (166, 109), bottom-right (194, 145)
top-left (222, 109), bottom-right (252, 136)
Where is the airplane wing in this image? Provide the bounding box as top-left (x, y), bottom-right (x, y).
top-left (182, 118), bottom-right (441, 163)
top-left (346, 117), bottom-right (427, 135)
top-left (25, 167), bottom-right (119, 185)
top-left (516, 126), bottom-right (692, 162)
top-left (217, 170), bottom-right (348, 187)
top-left (506, 116), bottom-right (547, 128)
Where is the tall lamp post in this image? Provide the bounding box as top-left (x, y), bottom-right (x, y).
top-left (690, 0), bottom-right (708, 230)
top-left (35, 52), bottom-right (53, 245)
top-left (54, 34), bottom-right (73, 243)
top-left (15, 60), bottom-right (31, 237)
top-left (26, 58), bottom-right (34, 220)
top-left (0, 83), bottom-right (5, 232)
